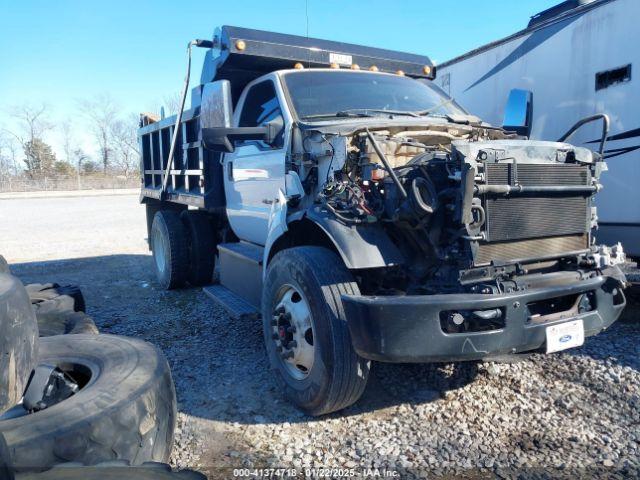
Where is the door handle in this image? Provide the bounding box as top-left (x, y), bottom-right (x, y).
top-left (227, 161), bottom-right (233, 181)
top-left (262, 198), bottom-right (280, 205)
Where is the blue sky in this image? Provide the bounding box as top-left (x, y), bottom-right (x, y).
top-left (0, 0), bottom-right (558, 157)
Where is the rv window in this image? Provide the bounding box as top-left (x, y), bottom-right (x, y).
top-left (596, 64), bottom-right (631, 91)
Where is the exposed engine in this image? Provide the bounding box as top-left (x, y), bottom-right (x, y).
top-left (293, 123), bottom-right (615, 296)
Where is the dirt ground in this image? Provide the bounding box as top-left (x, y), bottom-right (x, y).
top-left (2, 192), bottom-right (639, 479)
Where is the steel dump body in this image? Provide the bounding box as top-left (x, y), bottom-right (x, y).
top-left (139, 110), bottom-right (224, 209)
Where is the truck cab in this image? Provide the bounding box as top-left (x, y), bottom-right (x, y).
top-left (139, 26), bottom-right (627, 416)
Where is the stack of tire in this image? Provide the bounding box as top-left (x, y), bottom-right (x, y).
top-left (0, 258), bottom-right (201, 478)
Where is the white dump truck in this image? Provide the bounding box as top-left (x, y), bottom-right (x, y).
top-left (139, 26), bottom-right (627, 415)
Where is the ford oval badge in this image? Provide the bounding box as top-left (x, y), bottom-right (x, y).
top-left (559, 334), bottom-right (572, 343)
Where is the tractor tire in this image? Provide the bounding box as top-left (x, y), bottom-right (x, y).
top-left (0, 432), bottom-right (14, 480)
top-left (34, 310), bottom-right (99, 337)
top-left (25, 284), bottom-right (85, 313)
top-left (180, 210), bottom-right (216, 286)
top-left (0, 274), bottom-right (38, 414)
top-left (0, 256), bottom-right (9, 275)
top-left (16, 462), bottom-right (206, 480)
top-left (26, 284), bottom-right (98, 336)
top-left (0, 334), bottom-right (177, 472)
top-left (261, 246), bottom-right (370, 416)
top-left (151, 210), bottom-right (189, 290)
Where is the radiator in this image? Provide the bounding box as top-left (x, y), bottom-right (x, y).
top-left (476, 162), bottom-right (591, 265)
top-left (475, 235), bottom-right (588, 265)
top-left (485, 196), bottom-right (588, 242)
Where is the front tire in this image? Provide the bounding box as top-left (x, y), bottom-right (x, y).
top-left (262, 247), bottom-right (370, 416)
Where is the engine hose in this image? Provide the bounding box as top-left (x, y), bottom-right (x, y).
top-left (324, 202), bottom-right (365, 224)
top-left (410, 177), bottom-right (438, 215)
top-left (365, 128), bottom-right (407, 199)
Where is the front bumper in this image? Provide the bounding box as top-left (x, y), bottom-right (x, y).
top-left (342, 270), bottom-right (626, 363)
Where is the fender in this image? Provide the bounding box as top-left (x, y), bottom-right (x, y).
top-left (263, 189), bottom-right (289, 277)
top-left (264, 204), bottom-right (404, 274)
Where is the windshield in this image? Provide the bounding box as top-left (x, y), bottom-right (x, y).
top-left (282, 70), bottom-right (467, 121)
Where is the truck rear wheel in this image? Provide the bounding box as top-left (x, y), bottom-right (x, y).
top-left (261, 246), bottom-right (370, 416)
top-left (180, 210), bottom-right (216, 286)
top-left (151, 211), bottom-right (189, 290)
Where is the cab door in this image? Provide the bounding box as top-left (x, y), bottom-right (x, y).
top-left (224, 78), bottom-right (288, 245)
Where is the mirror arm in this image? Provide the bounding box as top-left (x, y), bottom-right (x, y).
top-left (202, 125), bottom-right (276, 152)
top-left (558, 113), bottom-right (610, 155)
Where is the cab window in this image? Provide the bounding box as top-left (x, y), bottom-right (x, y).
top-left (238, 80), bottom-right (284, 148)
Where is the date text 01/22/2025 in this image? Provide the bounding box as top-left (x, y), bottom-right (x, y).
top-left (232, 468), bottom-right (401, 477)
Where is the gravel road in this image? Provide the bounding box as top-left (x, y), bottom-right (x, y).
top-left (2, 193), bottom-right (639, 479)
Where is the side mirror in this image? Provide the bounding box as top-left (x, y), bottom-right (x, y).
top-left (202, 124), bottom-right (278, 153)
top-left (502, 89), bottom-right (533, 137)
top-left (201, 80), bottom-right (233, 129)
top-left (200, 79), bottom-right (280, 153)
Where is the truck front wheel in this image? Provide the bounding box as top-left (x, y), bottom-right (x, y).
top-left (151, 211), bottom-right (189, 290)
top-left (261, 246), bottom-right (370, 416)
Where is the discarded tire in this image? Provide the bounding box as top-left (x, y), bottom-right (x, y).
top-left (0, 256), bottom-right (9, 275)
top-left (0, 432), bottom-right (14, 480)
top-left (25, 284), bottom-right (85, 313)
top-left (180, 210), bottom-right (216, 286)
top-left (33, 309), bottom-right (99, 337)
top-left (0, 274), bottom-right (38, 414)
top-left (0, 334), bottom-right (177, 472)
top-left (151, 210), bottom-right (189, 290)
top-left (16, 462), bottom-right (206, 480)
top-left (26, 284), bottom-right (98, 337)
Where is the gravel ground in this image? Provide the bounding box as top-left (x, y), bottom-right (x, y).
top-left (2, 194), bottom-right (639, 479)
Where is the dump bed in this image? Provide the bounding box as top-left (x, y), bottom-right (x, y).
top-left (139, 109), bottom-right (224, 209)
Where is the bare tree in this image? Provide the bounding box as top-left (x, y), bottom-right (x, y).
top-left (60, 120), bottom-right (74, 164)
top-left (0, 130), bottom-right (19, 177)
top-left (79, 94), bottom-right (118, 174)
top-left (4, 103), bottom-right (54, 177)
top-left (162, 92), bottom-right (183, 116)
top-left (73, 148), bottom-right (89, 188)
top-left (111, 114), bottom-right (140, 178)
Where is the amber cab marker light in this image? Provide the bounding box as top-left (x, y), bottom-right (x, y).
top-left (351, 64), bottom-right (360, 70)
top-left (423, 65), bottom-right (432, 75)
top-left (235, 39), bottom-right (246, 51)
top-left (369, 65), bottom-right (379, 72)
top-left (396, 70), bottom-right (405, 76)
top-left (294, 62), bottom-right (304, 69)
top-left (329, 62), bottom-right (340, 69)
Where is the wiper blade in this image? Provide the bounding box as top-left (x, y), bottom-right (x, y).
top-left (415, 98), bottom-right (455, 116)
top-left (336, 108), bottom-right (420, 118)
top-left (301, 112), bottom-right (368, 120)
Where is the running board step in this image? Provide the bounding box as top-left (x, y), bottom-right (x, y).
top-left (203, 284), bottom-right (260, 320)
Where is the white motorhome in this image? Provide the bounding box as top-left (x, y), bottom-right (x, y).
top-left (438, 0), bottom-right (639, 258)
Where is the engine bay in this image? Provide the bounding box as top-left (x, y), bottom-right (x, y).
top-left (290, 123), bottom-right (607, 296)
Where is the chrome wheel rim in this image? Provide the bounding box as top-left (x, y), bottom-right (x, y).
top-left (271, 284), bottom-right (314, 380)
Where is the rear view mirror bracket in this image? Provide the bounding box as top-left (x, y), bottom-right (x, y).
top-left (202, 124), bottom-right (277, 153)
